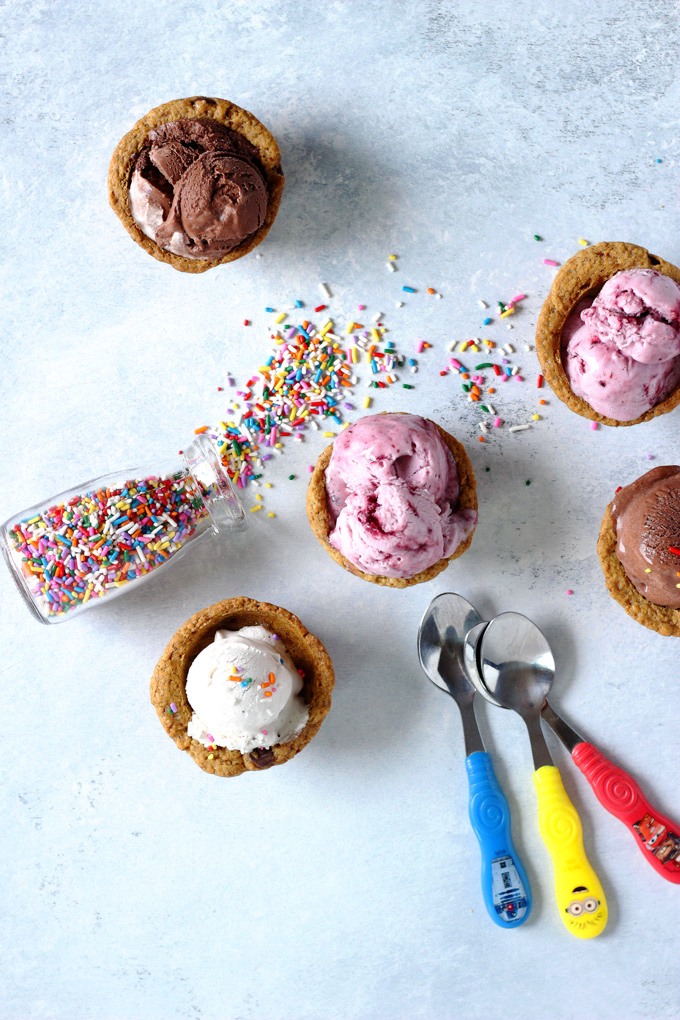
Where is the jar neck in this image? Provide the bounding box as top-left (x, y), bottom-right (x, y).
top-left (182, 435), bottom-right (247, 535)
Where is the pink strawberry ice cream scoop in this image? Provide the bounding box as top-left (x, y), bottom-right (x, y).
top-left (324, 413), bottom-right (477, 578)
top-left (564, 269), bottom-right (680, 420)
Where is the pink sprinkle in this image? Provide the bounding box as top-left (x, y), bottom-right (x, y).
top-left (591, 422), bottom-right (599, 430)
top-left (416, 341), bottom-right (425, 354)
top-left (170, 702), bottom-right (177, 713)
top-left (515, 375), bottom-right (523, 382)
top-left (493, 417), bottom-right (501, 428)
top-left (262, 730), bottom-right (268, 736)
top-left (511, 293), bottom-right (526, 303)
top-left (543, 259), bottom-right (559, 266)
top-left (207, 734), bottom-right (214, 742)
top-left (450, 358), bottom-right (462, 370)
top-left (357, 304), bottom-right (366, 310)
top-left (566, 590), bottom-right (573, 596)
top-left (308, 465), bottom-right (314, 472)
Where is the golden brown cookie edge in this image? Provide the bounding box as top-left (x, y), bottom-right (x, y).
top-left (150, 597), bottom-right (335, 775)
top-left (305, 415), bottom-right (478, 588)
top-left (597, 504), bottom-right (680, 636)
top-left (536, 241), bottom-right (680, 426)
top-left (108, 96), bottom-right (284, 274)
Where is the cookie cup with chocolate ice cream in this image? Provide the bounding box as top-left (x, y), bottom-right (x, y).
top-left (536, 242), bottom-right (680, 425)
top-left (109, 96), bottom-right (284, 273)
top-left (306, 412), bottom-right (478, 588)
top-left (150, 598), bottom-right (335, 776)
top-left (598, 466), bottom-right (680, 636)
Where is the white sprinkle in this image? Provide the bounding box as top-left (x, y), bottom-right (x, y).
top-left (387, 262), bottom-right (397, 272)
top-left (506, 324), bottom-right (514, 330)
top-left (478, 300), bottom-right (487, 308)
top-left (511, 366), bottom-right (520, 375)
top-left (372, 312), bottom-right (382, 322)
top-left (504, 343), bottom-right (515, 354)
top-left (486, 404), bottom-right (496, 414)
top-left (447, 341), bottom-right (456, 351)
top-left (410, 366), bottom-right (418, 373)
top-left (319, 282), bottom-right (332, 299)
top-left (396, 301), bottom-right (404, 308)
top-left (509, 423), bottom-right (532, 432)
top-left (524, 343), bottom-right (532, 351)
top-left (479, 422), bottom-right (490, 433)
top-left (325, 331), bottom-right (340, 341)
top-left (256, 253), bottom-right (263, 259)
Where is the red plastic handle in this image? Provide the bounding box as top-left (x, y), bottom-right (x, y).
top-left (572, 742), bottom-right (680, 884)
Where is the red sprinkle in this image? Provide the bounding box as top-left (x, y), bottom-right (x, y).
top-left (537, 374), bottom-right (544, 388)
top-left (314, 304), bottom-right (326, 312)
top-left (615, 486), bottom-right (622, 493)
top-left (493, 364), bottom-right (502, 376)
top-left (669, 546), bottom-right (680, 556)
top-left (244, 319), bottom-right (250, 326)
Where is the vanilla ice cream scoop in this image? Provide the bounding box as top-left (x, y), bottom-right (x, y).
top-left (186, 625), bottom-right (308, 753)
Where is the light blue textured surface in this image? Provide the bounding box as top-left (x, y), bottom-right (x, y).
top-left (1, 2), bottom-right (679, 1018)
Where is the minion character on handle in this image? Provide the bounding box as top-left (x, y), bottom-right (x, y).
top-left (564, 886), bottom-right (605, 934)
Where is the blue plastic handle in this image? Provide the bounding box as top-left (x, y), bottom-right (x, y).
top-left (466, 751), bottom-right (532, 928)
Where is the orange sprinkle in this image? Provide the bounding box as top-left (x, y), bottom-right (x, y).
top-left (269, 672), bottom-right (275, 682)
top-left (228, 675), bottom-right (240, 682)
top-left (427, 287), bottom-right (436, 294)
top-left (488, 387), bottom-right (495, 394)
top-left (461, 372), bottom-right (469, 380)
top-left (194, 425), bottom-right (209, 434)
top-left (539, 399), bottom-right (546, 405)
top-left (478, 436), bottom-right (485, 442)
top-left (470, 394), bottom-right (479, 402)
top-left (264, 692), bottom-right (273, 698)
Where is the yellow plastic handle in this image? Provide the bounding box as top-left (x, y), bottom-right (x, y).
top-left (534, 765), bottom-right (608, 939)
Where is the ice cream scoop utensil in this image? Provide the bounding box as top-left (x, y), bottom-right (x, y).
top-left (418, 593), bottom-right (531, 928)
top-left (473, 613), bottom-right (607, 939)
top-left (541, 703), bottom-right (680, 884)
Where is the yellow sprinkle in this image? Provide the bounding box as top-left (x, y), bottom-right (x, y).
top-left (208, 753), bottom-right (214, 760)
top-left (532, 414), bottom-right (541, 421)
top-left (275, 336), bottom-right (285, 345)
top-left (267, 512), bottom-right (276, 518)
top-left (341, 422), bottom-right (350, 429)
top-left (363, 396), bottom-right (372, 409)
top-left (346, 322), bottom-right (355, 334)
top-left (323, 431), bottom-right (336, 437)
top-left (578, 238), bottom-right (589, 246)
top-left (458, 341), bottom-right (468, 351)
top-left (351, 347), bottom-right (358, 363)
top-left (371, 328), bottom-right (381, 343)
top-left (645, 569), bottom-right (652, 573)
top-left (500, 307), bottom-right (514, 318)
top-left (470, 344), bottom-right (479, 352)
top-left (255, 494), bottom-right (263, 501)
top-left (275, 442), bottom-right (282, 448)
top-left (265, 483), bottom-right (272, 488)
top-left (275, 312), bottom-right (286, 324)
top-left (389, 254), bottom-right (397, 260)
top-left (484, 340), bottom-right (494, 348)
top-left (320, 320), bottom-right (333, 336)
top-left (289, 406), bottom-right (297, 421)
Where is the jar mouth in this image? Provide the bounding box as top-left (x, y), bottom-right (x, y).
top-left (183, 435), bottom-right (247, 534)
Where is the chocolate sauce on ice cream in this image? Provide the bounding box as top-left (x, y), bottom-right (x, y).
top-left (129, 119), bottom-right (269, 259)
top-left (611, 465), bottom-right (680, 608)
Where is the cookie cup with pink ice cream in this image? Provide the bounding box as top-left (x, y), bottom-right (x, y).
top-left (536, 242), bottom-right (680, 426)
top-left (306, 412), bottom-right (478, 588)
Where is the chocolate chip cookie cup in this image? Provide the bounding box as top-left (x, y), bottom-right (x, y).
top-left (150, 598), bottom-right (335, 775)
top-left (108, 96), bottom-right (284, 273)
top-left (536, 241), bottom-right (680, 426)
top-left (597, 467), bottom-right (680, 636)
top-left (306, 413), bottom-right (478, 588)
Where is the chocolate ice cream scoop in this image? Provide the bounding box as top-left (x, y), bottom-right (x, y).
top-left (611, 465), bottom-right (680, 608)
top-left (130, 118), bottom-right (268, 259)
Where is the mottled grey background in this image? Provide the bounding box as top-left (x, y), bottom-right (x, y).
top-left (1, 2), bottom-right (679, 1018)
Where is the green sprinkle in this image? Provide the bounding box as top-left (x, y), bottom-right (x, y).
top-left (533, 234), bottom-right (542, 241)
top-left (526, 480), bottom-right (531, 486)
top-left (462, 383), bottom-right (471, 392)
top-left (485, 467), bottom-right (491, 472)
top-left (475, 362), bottom-right (494, 370)
top-left (289, 474), bottom-right (295, 480)
top-left (402, 384), bottom-right (414, 389)
top-left (479, 404), bottom-right (490, 412)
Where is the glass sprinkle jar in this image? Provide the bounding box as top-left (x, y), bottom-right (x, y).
top-left (1, 436), bottom-right (246, 624)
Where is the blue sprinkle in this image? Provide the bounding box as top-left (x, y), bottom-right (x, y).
top-left (371, 360), bottom-right (378, 373)
top-left (295, 299), bottom-right (303, 308)
top-left (402, 286), bottom-right (416, 293)
top-left (483, 317), bottom-right (492, 325)
top-left (280, 658), bottom-right (284, 664)
top-left (297, 326), bottom-right (310, 339)
top-left (408, 358), bottom-right (416, 365)
top-left (656, 158), bottom-right (662, 163)
top-left (265, 307), bottom-right (275, 313)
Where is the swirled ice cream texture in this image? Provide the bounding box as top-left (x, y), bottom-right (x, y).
top-left (563, 269), bottom-right (680, 420)
top-left (186, 626), bottom-right (308, 753)
top-left (324, 413), bottom-right (477, 578)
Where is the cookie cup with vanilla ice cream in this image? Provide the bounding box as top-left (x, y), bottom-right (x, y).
top-left (306, 412), bottom-right (478, 587)
top-left (150, 598), bottom-right (334, 776)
